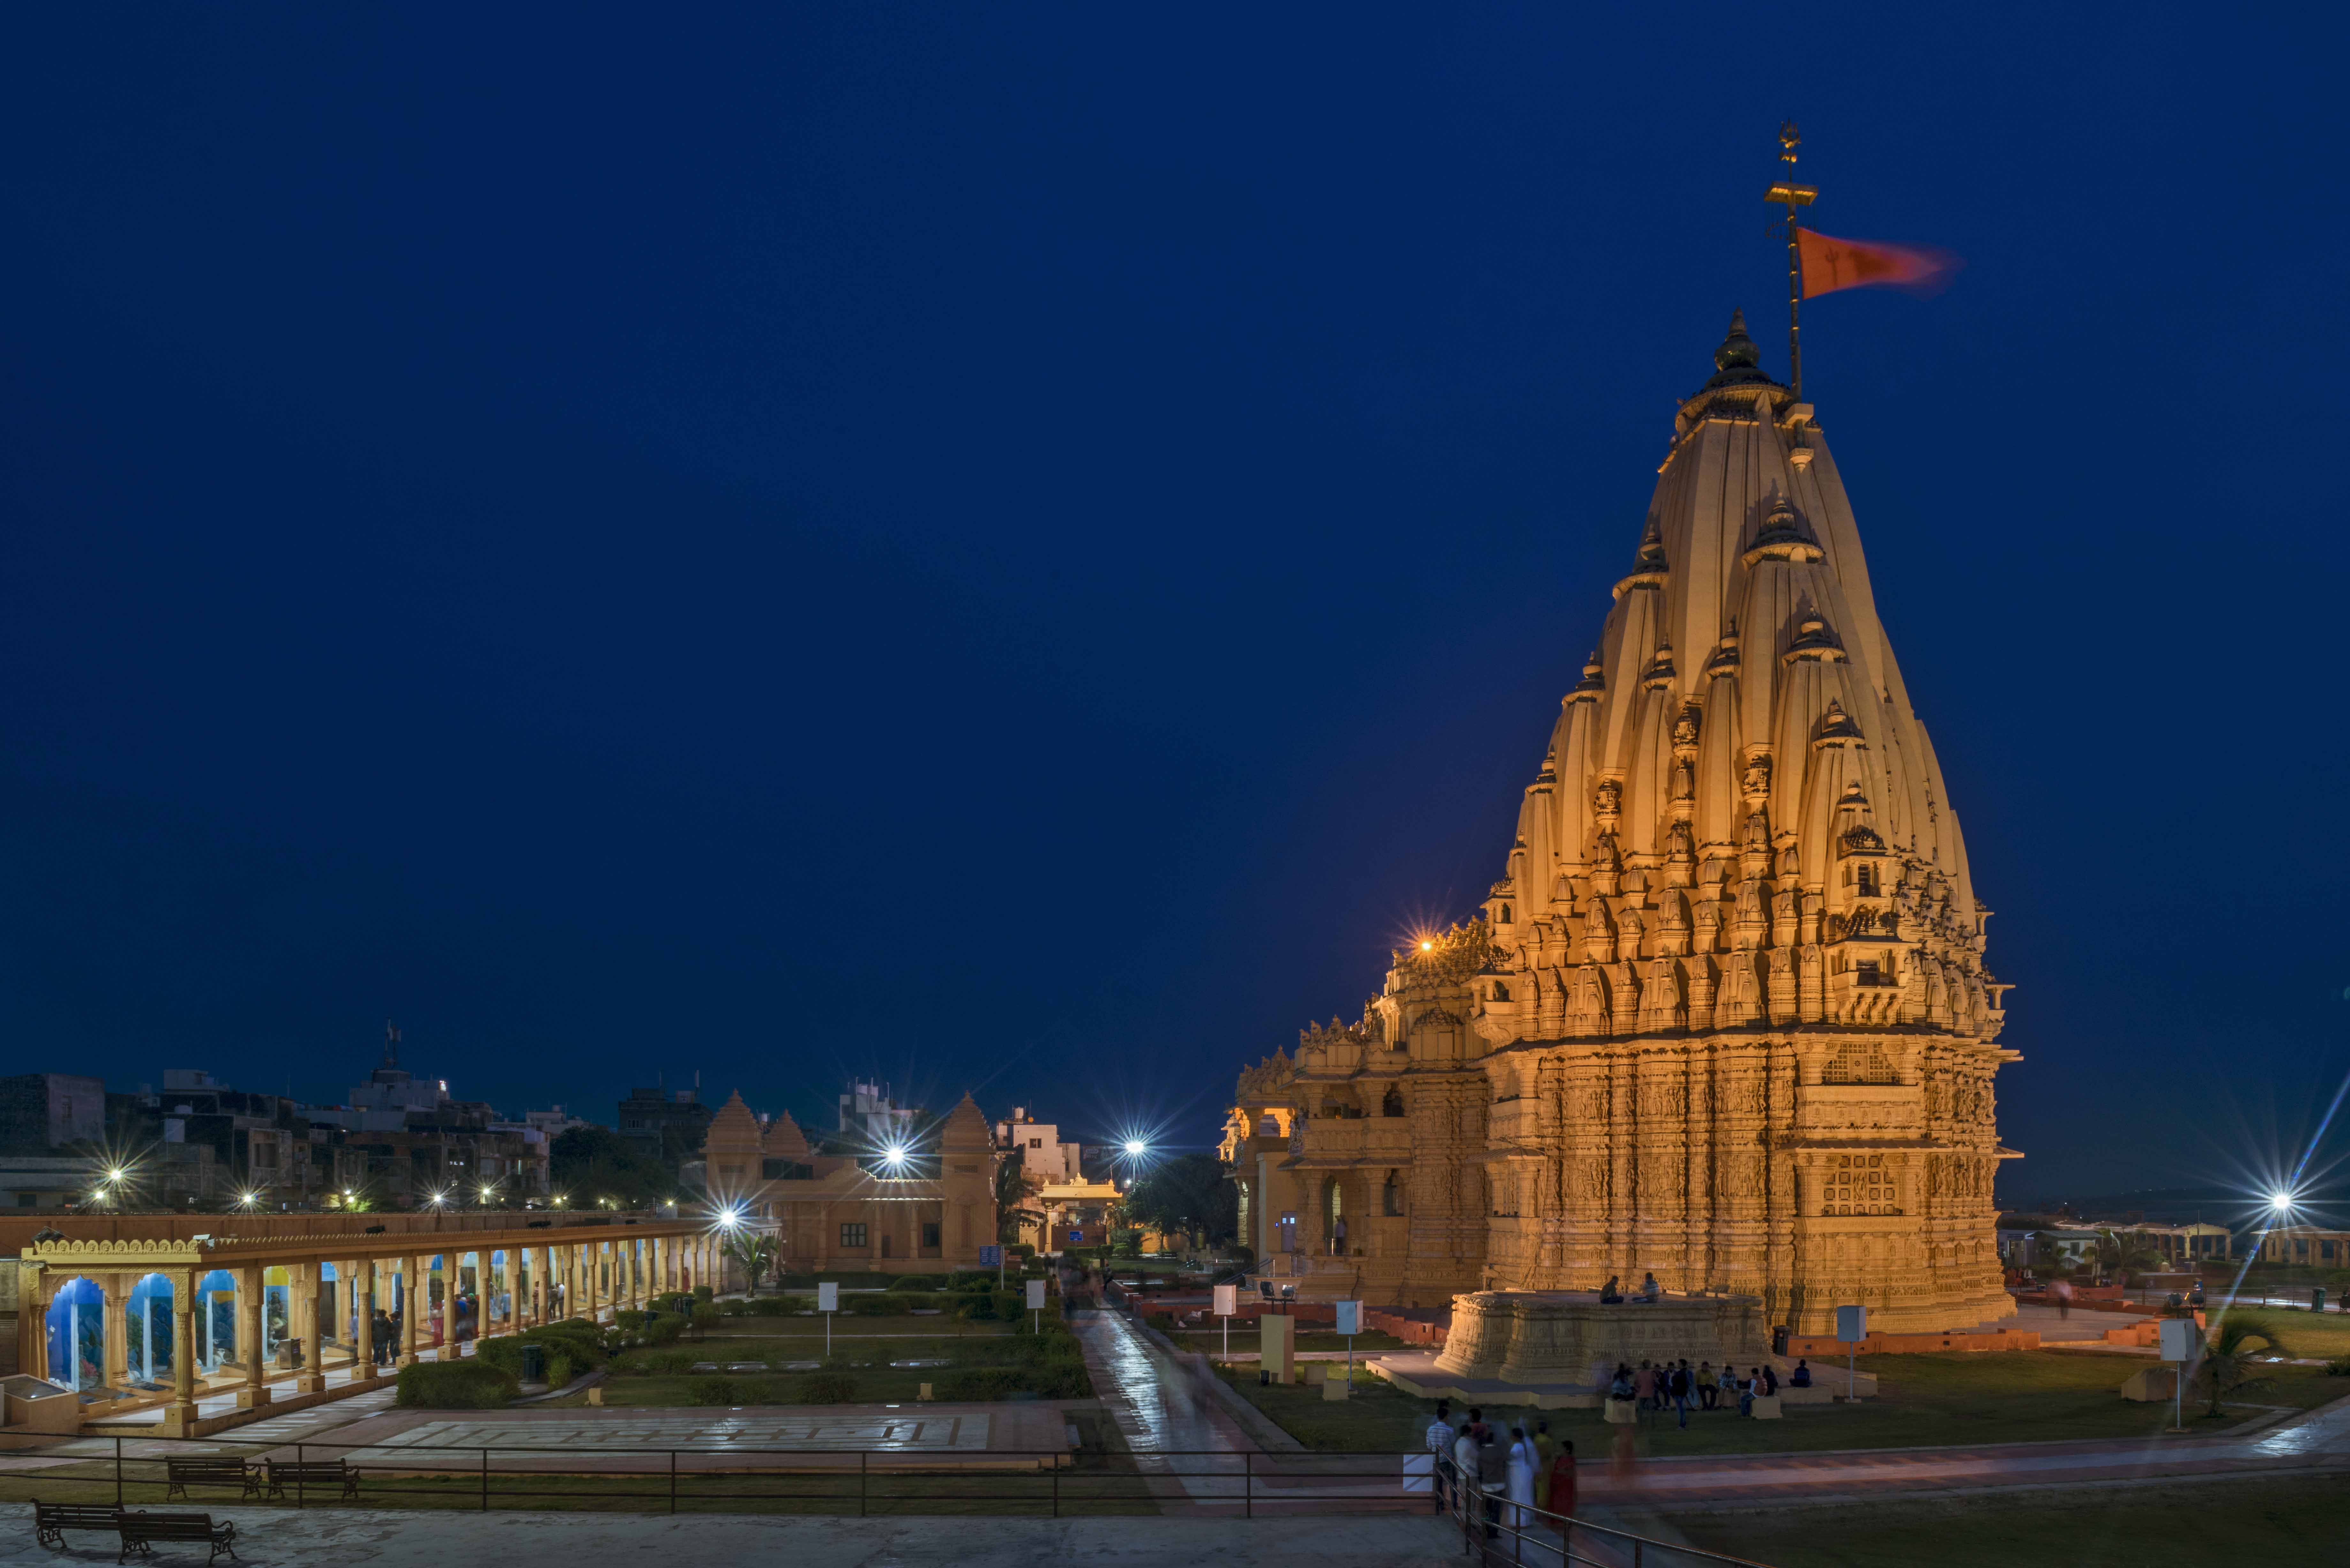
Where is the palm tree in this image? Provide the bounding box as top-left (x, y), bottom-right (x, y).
top-left (2095, 1229), bottom-right (2164, 1290)
top-left (994, 1145), bottom-right (1037, 1245)
top-left (2196, 1314), bottom-right (2283, 1418)
top-left (721, 1231), bottom-right (778, 1296)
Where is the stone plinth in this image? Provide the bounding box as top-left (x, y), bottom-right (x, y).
top-left (1432, 1291), bottom-right (1768, 1386)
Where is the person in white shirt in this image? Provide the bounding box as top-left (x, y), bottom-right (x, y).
top-left (1425, 1400), bottom-right (1456, 1510)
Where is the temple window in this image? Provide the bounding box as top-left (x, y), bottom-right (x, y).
top-left (839, 1223), bottom-right (868, 1248)
top-left (1492, 982), bottom-right (1511, 1001)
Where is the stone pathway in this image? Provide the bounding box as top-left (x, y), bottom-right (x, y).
top-left (0, 1506), bottom-right (1465, 1567)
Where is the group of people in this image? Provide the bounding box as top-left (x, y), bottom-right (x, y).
top-left (1595, 1271), bottom-right (1663, 1305)
top-left (1605, 1356), bottom-right (1811, 1424)
top-left (1425, 1401), bottom-right (1575, 1538)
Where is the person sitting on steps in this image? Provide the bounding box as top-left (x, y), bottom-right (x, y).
top-left (1636, 1271), bottom-right (1661, 1303)
top-left (1598, 1275), bottom-right (1623, 1304)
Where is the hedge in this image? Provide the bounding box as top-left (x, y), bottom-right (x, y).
top-left (801, 1372), bottom-right (859, 1404)
top-left (474, 1336), bottom-right (575, 1390)
top-left (397, 1360), bottom-right (519, 1408)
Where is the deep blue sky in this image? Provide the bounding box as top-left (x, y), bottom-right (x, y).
top-left (1, 7), bottom-right (2344, 1206)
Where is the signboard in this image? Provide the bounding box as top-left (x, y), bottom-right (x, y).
top-left (1025, 1279), bottom-right (1048, 1311)
top-left (1401, 1453), bottom-right (1434, 1493)
top-left (1834, 1304), bottom-right (1868, 1343)
top-left (977, 1245), bottom-right (1002, 1267)
top-left (1213, 1283), bottom-right (1238, 1317)
top-left (2158, 1318), bottom-right (2203, 1363)
top-left (1334, 1300), bottom-right (1362, 1337)
top-left (1067, 1230), bottom-right (1083, 1244)
top-left (816, 1282), bottom-right (839, 1313)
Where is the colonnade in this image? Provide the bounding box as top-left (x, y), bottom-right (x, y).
top-left (22, 1224), bottom-right (729, 1436)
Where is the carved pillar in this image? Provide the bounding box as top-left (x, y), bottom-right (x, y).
top-left (297, 1261), bottom-right (327, 1392)
top-left (400, 1258), bottom-right (421, 1366)
top-left (164, 1270), bottom-right (199, 1435)
top-left (236, 1267), bottom-right (270, 1407)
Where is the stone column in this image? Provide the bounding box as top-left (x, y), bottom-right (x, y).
top-left (355, 1258), bottom-right (376, 1377)
top-left (430, 1255), bottom-right (447, 1352)
top-left (237, 1267), bottom-right (270, 1407)
top-left (164, 1270), bottom-right (199, 1436)
top-left (102, 1274), bottom-right (131, 1392)
top-left (400, 1259), bottom-right (421, 1366)
top-left (297, 1261), bottom-right (327, 1392)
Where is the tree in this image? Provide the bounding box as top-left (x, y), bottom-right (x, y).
top-left (721, 1231), bottom-right (778, 1295)
top-left (2095, 1229), bottom-right (2163, 1288)
top-left (550, 1127), bottom-right (673, 1209)
top-left (1123, 1153), bottom-right (1239, 1253)
top-left (2029, 1233), bottom-right (2078, 1282)
top-left (2196, 1314), bottom-right (2281, 1418)
top-left (994, 1145), bottom-right (1037, 1244)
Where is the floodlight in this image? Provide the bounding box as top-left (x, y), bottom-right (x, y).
top-left (1124, 1139), bottom-right (1147, 1156)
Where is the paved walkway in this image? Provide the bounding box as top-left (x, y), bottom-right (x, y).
top-left (0, 1505), bottom-right (1464, 1567)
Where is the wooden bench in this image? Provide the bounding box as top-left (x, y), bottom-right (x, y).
top-left (263, 1458), bottom-right (360, 1500)
top-left (33, 1500), bottom-right (123, 1549)
top-left (163, 1459), bottom-right (260, 1500)
top-left (114, 1511), bottom-right (237, 1564)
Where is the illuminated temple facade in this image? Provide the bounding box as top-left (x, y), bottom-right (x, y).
top-left (1225, 317), bottom-right (2017, 1334)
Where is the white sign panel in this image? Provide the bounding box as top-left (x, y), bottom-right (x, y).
top-left (1400, 1453), bottom-right (1434, 1493)
top-left (816, 1282), bottom-right (839, 1313)
top-left (1213, 1283), bottom-right (1238, 1317)
top-left (1834, 1304), bottom-right (1868, 1343)
top-left (2158, 1317), bottom-right (2203, 1363)
top-left (1026, 1278), bottom-right (1047, 1311)
top-left (1334, 1300), bottom-right (1362, 1337)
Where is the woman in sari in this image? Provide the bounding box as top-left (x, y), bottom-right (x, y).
top-left (1529, 1418), bottom-right (1555, 1514)
top-left (1548, 1438), bottom-right (1578, 1527)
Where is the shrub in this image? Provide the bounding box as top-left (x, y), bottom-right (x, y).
top-left (893, 1275), bottom-right (939, 1292)
top-left (397, 1360), bottom-right (518, 1409)
top-left (746, 1295), bottom-right (795, 1317)
top-left (937, 1367), bottom-right (1020, 1401)
top-left (616, 1348), bottom-right (700, 1376)
top-left (2327, 1355), bottom-right (2350, 1376)
top-left (848, 1293), bottom-right (913, 1317)
top-left (473, 1337), bottom-right (575, 1389)
top-left (957, 1294), bottom-right (997, 1321)
top-left (689, 1376), bottom-right (741, 1406)
top-left (800, 1371), bottom-right (859, 1404)
top-left (615, 1309), bottom-right (648, 1332)
top-left (647, 1313), bottom-right (686, 1345)
top-left (693, 1284), bottom-right (714, 1303)
top-left (690, 1306), bottom-right (720, 1330)
top-left (1024, 1361), bottom-right (1092, 1399)
top-left (1007, 1243), bottom-right (1035, 1260)
top-left (719, 1298), bottom-right (749, 1316)
top-left (525, 1321), bottom-right (608, 1368)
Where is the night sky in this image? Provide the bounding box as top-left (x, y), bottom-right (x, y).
top-left (1, 8), bottom-right (2343, 1206)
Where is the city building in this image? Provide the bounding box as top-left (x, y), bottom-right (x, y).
top-left (615, 1083), bottom-right (713, 1160)
top-left (524, 1106), bottom-right (595, 1139)
top-left (1221, 318), bottom-right (2015, 1334)
top-left (836, 1080), bottom-right (916, 1150)
top-left (0, 1074), bottom-right (105, 1154)
top-left (700, 1091), bottom-right (995, 1273)
top-left (0, 1156), bottom-right (95, 1211)
top-left (994, 1108), bottom-right (1084, 1181)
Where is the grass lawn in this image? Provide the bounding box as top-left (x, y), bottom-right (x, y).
top-left (1634, 1475), bottom-right (2350, 1566)
top-left (1165, 1328), bottom-right (1408, 1354)
top-left (696, 1315), bottom-right (1017, 1339)
top-left (580, 1333), bottom-right (1089, 1406)
top-left (1225, 1351), bottom-right (2350, 1456)
top-left (2220, 1305), bottom-right (2350, 1359)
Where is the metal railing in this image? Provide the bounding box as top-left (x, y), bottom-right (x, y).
top-left (6, 1435), bottom-right (1442, 1519)
top-left (1436, 1457), bottom-right (1774, 1568)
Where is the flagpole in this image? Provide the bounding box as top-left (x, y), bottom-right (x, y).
top-left (1766, 120), bottom-right (1816, 400)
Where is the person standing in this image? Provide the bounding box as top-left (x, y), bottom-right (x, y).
top-left (1426, 1400), bottom-right (1456, 1513)
top-left (1453, 1420), bottom-right (1482, 1532)
top-left (1530, 1418), bottom-right (1555, 1515)
top-left (1670, 1359), bottom-right (1692, 1428)
top-left (1505, 1424), bottom-right (1536, 1529)
top-left (1476, 1420), bottom-right (1508, 1540)
top-left (1634, 1359), bottom-right (1656, 1411)
top-left (1547, 1438), bottom-right (1578, 1528)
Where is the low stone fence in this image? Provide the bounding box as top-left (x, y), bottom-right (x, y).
top-left (1785, 1326), bottom-right (2043, 1356)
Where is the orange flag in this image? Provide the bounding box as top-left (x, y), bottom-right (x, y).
top-left (1797, 228), bottom-right (1958, 298)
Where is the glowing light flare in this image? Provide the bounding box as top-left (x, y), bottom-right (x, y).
top-left (884, 1145), bottom-right (908, 1167)
top-left (1419, 940), bottom-right (1434, 952)
top-left (1124, 1139), bottom-right (1147, 1156)
top-left (2270, 1191), bottom-right (2294, 1211)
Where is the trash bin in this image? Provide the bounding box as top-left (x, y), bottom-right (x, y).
top-left (2315, 1288), bottom-right (2328, 1314)
top-left (521, 1344), bottom-right (547, 1383)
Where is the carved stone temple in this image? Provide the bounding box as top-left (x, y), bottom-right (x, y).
top-left (1224, 315), bottom-right (2018, 1335)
